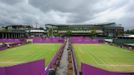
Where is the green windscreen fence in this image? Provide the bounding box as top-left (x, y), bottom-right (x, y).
top-left (113, 39), bottom-right (134, 46)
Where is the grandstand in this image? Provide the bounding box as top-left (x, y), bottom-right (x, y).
top-left (46, 22), bottom-right (124, 37)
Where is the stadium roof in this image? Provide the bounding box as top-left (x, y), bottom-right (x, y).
top-left (124, 34), bottom-right (134, 38)
top-left (46, 22), bottom-right (117, 26)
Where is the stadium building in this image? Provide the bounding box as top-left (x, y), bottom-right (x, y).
top-left (0, 22), bottom-right (124, 38)
top-left (46, 22), bottom-right (124, 37)
top-left (0, 25), bottom-right (46, 39)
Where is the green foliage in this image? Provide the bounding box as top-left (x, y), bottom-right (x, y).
top-left (54, 32), bottom-right (60, 36)
top-left (117, 31), bottom-right (124, 37)
top-left (39, 27), bottom-right (44, 30)
top-left (125, 29), bottom-right (134, 34)
top-left (48, 29), bottom-right (53, 37)
top-left (90, 28), bottom-right (97, 37)
top-left (66, 30), bottom-right (72, 36)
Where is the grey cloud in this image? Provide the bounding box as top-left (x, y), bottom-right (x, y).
top-left (0, 0), bottom-right (133, 29)
top-left (29, 0), bottom-right (101, 23)
top-left (0, 0), bottom-right (22, 5)
top-left (0, 0), bottom-right (70, 27)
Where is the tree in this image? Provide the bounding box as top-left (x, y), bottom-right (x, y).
top-left (54, 32), bottom-right (60, 36)
top-left (117, 31), bottom-right (124, 37)
top-left (66, 30), bottom-right (72, 37)
top-left (90, 28), bottom-right (97, 37)
top-left (39, 27), bottom-right (44, 30)
top-left (48, 29), bottom-right (53, 37)
top-left (125, 29), bottom-right (134, 34)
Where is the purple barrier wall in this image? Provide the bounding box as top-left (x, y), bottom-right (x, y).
top-left (0, 42), bottom-right (27, 51)
top-left (0, 39), bottom-right (24, 43)
top-left (0, 59), bottom-right (46, 75)
top-left (45, 43), bottom-right (65, 74)
top-left (32, 37), bottom-right (64, 43)
top-left (82, 63), bottom-right (134, 75)
top-left (0, 68), bottom-right (5, 75)
top-left (0, 46), bottom-right (7, 51)
top-left (70, 37), bottom-right (104, 44)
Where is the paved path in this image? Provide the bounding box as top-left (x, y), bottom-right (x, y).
top-left (56, 39), bottom-right (69, 75)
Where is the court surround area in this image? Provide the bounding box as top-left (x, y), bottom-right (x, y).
top-left (0, 43), bottom-right (61, 67)
top-left (73, 44), bottom-right (134, 72)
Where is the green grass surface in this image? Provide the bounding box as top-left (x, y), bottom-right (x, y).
top-left (73, 44), bottom-right (134, 72)
top-left (0, 43), bottom-right (61, 67)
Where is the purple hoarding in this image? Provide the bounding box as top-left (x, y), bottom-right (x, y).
top-left (0, 39), bottom-right (24, 43)
top-left (0, 59), bottom-right (45, 75)
top-left (70, 37), bottom-right (104, 44)
top-left (82, 63), bottom-right (134, 75)
top-left (45, 43), bottom-right (65, 74)
top-left (32, 37), bottom-right (64, 43)
top-left (0, 68), bottom-right (5, 75)
top-left (0, 46), bottom-right (7, 51)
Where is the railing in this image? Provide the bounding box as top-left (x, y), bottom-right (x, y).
top-left (69, 39), bottom-right (79, 75)
top-left (45, 41), bottom-right (66, 75)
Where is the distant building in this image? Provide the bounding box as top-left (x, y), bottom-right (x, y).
top-left (0, 22), bottom-right (124, 38)
top-left (0, 25), bottom-right (46, 39)
top-left (0, 25), bottom-right (30, 39)
top-left (46, 22), bottom-right (124, 37)
top-left (27, 29), bottom-right (47, 38)
top-left (113, 35), bottom-right (134, 46)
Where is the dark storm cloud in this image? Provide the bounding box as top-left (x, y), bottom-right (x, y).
top-left (0, 0), bottom-right (133, 29)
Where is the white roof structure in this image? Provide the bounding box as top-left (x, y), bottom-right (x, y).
top-left (124, 34), bottom-right (134, 38)
top-left (128, 35), bottom-right (134, 38)
top-left (104, 39), bottom-right (113, 42)
top-left (127, 44), bottom-right (134, 46)
top-left (27, 30), bottom-right (45, 33)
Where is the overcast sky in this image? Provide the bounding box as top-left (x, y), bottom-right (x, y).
top-left (0, 0), bottom-right (133, 30)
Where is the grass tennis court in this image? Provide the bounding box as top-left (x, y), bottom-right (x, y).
top-left (0, 43), bottom-right (61, 67)
top-left (73, 44), bottom-right (134, 72)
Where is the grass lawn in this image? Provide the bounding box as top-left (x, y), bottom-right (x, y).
top-left (0, 43), bottom-right (61, 67)
top-left (73, 44), bottom-right (134, 72)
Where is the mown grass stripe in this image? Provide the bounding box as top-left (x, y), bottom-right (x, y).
top-left (0, 43), bottom-right (61, 67)
top-left (73, 44), bottom-right (134, 72)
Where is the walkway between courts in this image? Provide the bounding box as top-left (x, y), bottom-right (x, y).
top-left (56, 39), bottom-right (69, 75)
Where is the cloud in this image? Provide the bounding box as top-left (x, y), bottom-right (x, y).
top-left (0, 0), bottom-right (21, 5)
top-left (83, 0), bottom-right (134, 30)
top-left (0, 0), bottom-right (133, 29)
top-left (0, 0), bottom-right (71, 27)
